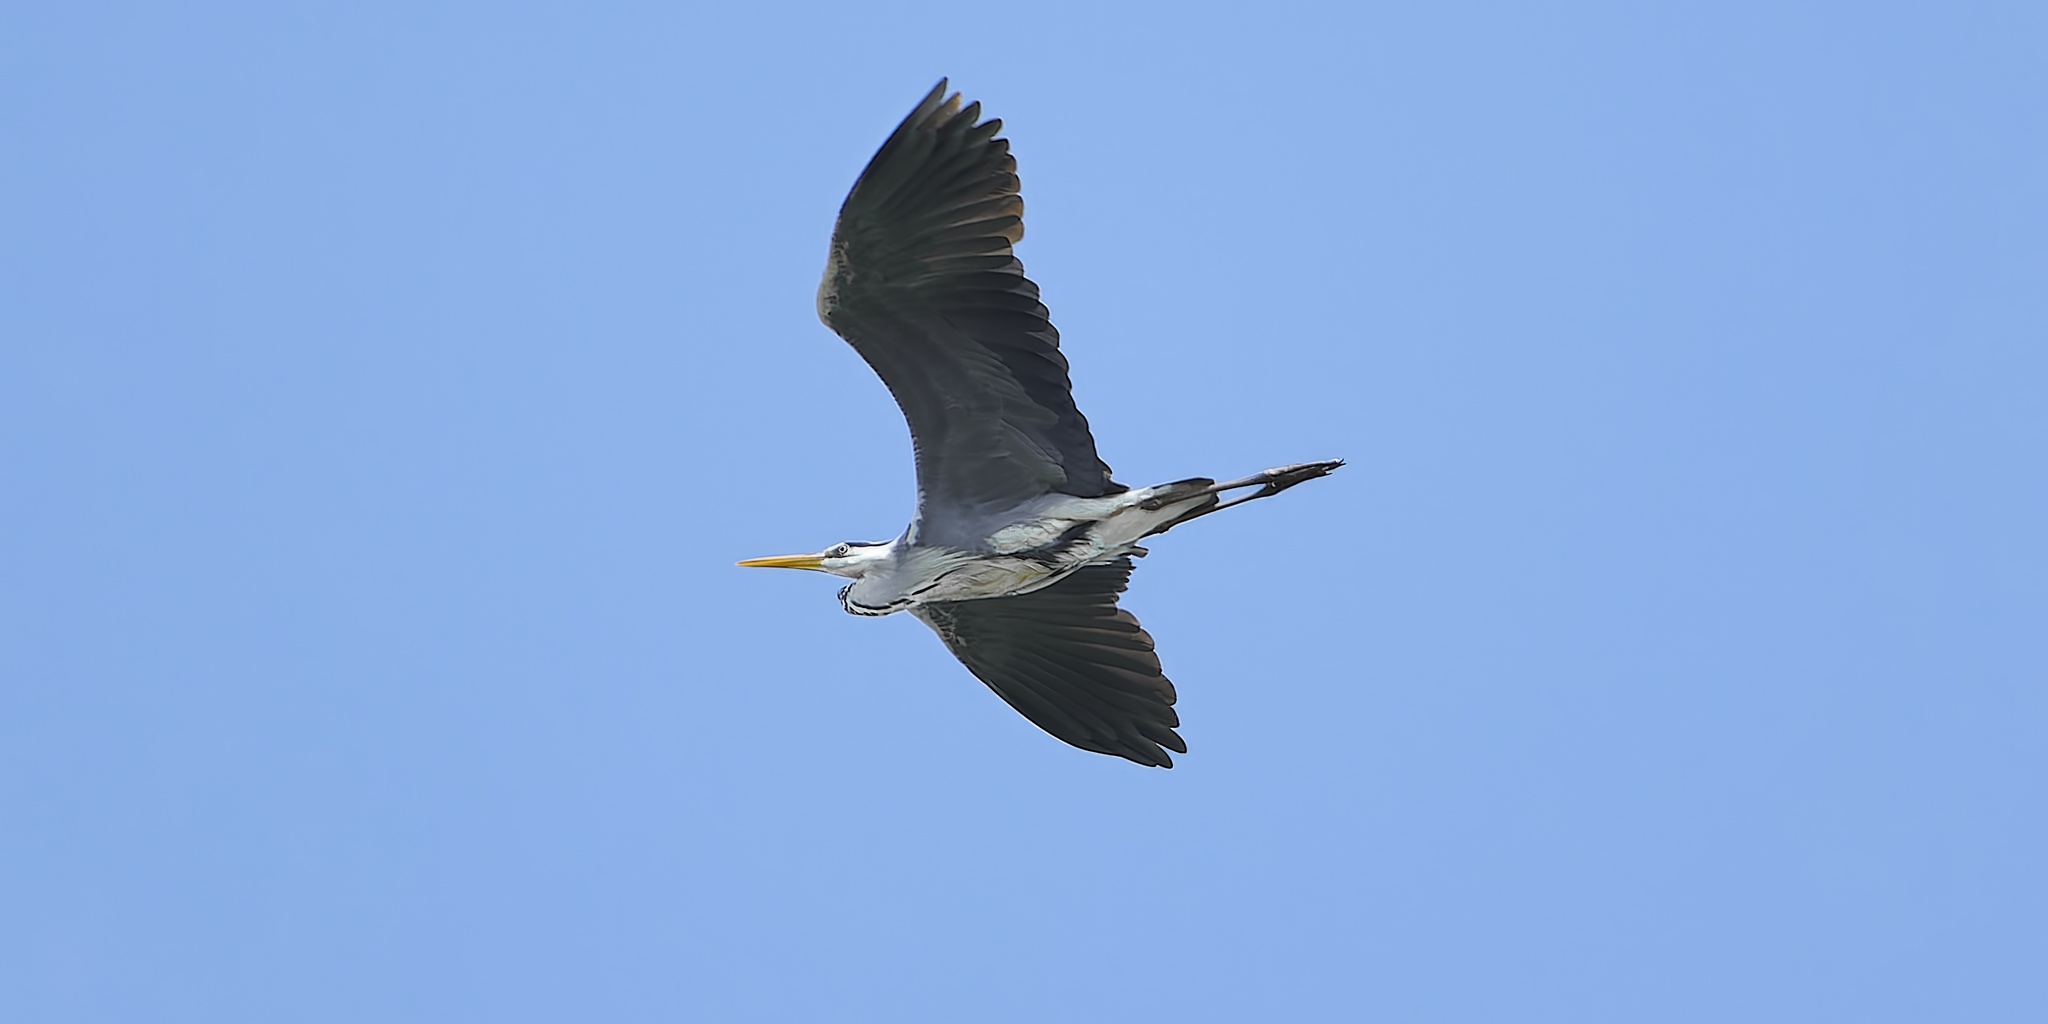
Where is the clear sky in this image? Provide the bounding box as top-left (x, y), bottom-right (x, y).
top-left (4, 2), bottom-right (2043, 1021)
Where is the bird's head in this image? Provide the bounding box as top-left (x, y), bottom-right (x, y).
top-left (736, 540), bottom-right (893, 579)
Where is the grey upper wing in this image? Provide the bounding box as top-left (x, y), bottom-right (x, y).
top-left (913, 556), bottom-right (1184, 767)
top-left (818, 81), bottom-right (1120, 545)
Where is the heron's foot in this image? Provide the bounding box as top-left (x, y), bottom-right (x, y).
top-left (1252, 459), bottom-right (1346, 496)
top-left (1203, 459), bottom-right (1345, 499)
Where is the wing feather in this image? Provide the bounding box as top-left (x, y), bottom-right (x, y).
top-left (913, 556), bottom-right (1184, 767)
top-left (820, 81), bottom-right (1120, 547)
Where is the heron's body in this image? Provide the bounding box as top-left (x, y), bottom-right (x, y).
top-left (837, 482), bottom-right (1214, 614)
top-left (741, 81), bottom-right (1341, 767)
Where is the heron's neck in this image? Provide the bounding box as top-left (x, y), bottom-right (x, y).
top-left (837, 543), bottom-right (965, 617)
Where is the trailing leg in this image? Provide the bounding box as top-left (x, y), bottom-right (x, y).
top-left (1144, 459), bottom-right (1344, 534)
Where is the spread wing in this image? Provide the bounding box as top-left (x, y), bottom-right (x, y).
top-left (818, 80), bottom-right (1120, 548)
top-left (912, 556), bottom-right (1184, 767)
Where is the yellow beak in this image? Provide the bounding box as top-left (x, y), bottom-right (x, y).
top-left (736, 552), bottom-right (828, 571)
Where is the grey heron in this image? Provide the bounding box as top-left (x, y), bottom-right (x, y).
top-left (740, 81), bottom-right (1341, 767)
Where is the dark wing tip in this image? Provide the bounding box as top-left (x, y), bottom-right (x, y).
top-left (818, 80), bottom-right (1124, 513)
top-left (913, 78), bottom-right (955, 127)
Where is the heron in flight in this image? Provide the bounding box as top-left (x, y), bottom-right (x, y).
top-left (740, 81), bottom-right (1341, 767)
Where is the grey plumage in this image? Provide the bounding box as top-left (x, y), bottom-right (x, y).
top-left (741, 81), bottom-right (1341, 768)
top-left (818, 81), bottom-right (1119, 549)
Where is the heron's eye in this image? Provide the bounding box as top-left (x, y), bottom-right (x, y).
top-left (830, 544), bottom-right (852, 558)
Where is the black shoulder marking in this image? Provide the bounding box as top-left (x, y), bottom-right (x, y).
top-left (1026, 521), bottom-right (1097, 567)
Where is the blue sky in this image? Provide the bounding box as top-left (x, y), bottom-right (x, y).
top-left (4, 2), bottom-right (2043, 1020)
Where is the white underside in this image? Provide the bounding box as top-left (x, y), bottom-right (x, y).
top-left (840, 483), bottom-right (1213, 614)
